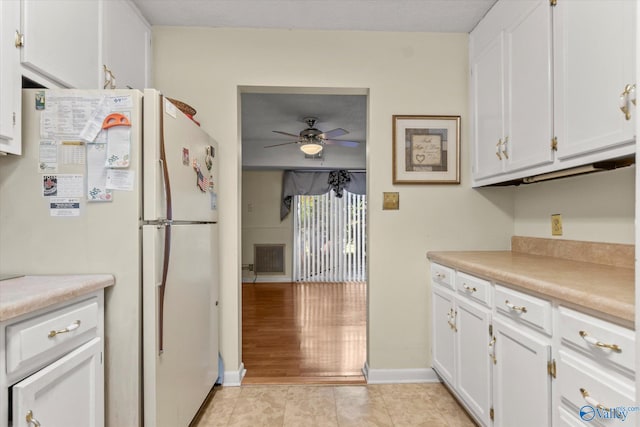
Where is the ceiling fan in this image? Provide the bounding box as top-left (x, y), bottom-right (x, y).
top-left (265, 117), bottom-right (360, 155)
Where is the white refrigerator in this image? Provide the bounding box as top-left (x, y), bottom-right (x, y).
top-left (0, 89), bottom-right (219, 427)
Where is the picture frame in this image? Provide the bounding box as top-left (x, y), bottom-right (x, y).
top-left (392, 115), bottom-right (461, 184)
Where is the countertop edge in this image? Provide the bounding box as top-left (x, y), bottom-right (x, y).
top-left (427, 251), bottom-right (634, 328)
top-left (0, 274), bottom-right (115, 322)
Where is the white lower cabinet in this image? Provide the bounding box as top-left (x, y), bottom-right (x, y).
top-left (554, 306), bottom-right (636, 426)
top-left (12, 338), bottom-right (103, 427)
top-left (432, 284), bottom-right (456, 386)
top-left (492, 317), bottom-right (552, 427)
top-left (1, 291), bottom-right (104, 427)
top-left (456, 297), bottom-right (492, 425)
top-left (429, 262), bottom-right (636, 427)
top-left (430, 265), bottom-right (492, 426)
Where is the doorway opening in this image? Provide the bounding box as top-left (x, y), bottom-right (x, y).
top-left (239, 86), bottom-right (368, 384)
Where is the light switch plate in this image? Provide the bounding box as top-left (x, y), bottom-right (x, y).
top-left (383, 192), bottom-right (399, 210)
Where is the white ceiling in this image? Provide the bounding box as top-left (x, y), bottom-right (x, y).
top-left (133, 0), bottom-right (496, 170)
top-left (132, 0), bottom-right (496, 33)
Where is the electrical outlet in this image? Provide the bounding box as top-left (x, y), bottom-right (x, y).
top-left (248, 264), bottom-right (254, 271)
top-left (551, 214), bottom-right (563, 236)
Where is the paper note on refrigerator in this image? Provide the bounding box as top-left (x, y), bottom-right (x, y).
top-left (105, 123), bottom-right (131, 168)
top-left (42, 174), bottom-right (84, 198)
top-left (41, 93), bottom-right (104, 140)
top-left (38, 140), bottom-right (58, 173)
top-left (106, 169), bottom-right (135, 191)
top-left (87, 143), bottom-right (113, 202)
top-left (49, 198), bottom-right (81, 217)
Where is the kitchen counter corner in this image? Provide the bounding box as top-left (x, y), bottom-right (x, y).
top-left (0, 274), bottom-right (115, 322)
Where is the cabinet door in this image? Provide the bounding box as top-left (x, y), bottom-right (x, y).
top-left (456, 298), bottom-right (492, 426)
top-left (504, 0), bottom-right (554, 172)
top-left (20, 0), bottom-right (100, 88)
top-left (12, 338), bottom-right (104, 427)
top-left (471, 34), bottom-right (506, 180)
top-left (102, 0), bottom-right (151, 89)
top-left (553, 0), bottom-right (635, 160)
top-left (0, 0), bottom-right (21, 154)
top-left (431, 285), bottom-right (456, 386)
top-left (493, 318), bottom-right (551, 427)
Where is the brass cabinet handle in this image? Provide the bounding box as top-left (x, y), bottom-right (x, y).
top-left (579, 330), bottom-right (622, 353)
top-left (48, 320), bottom-right (81, 338)
top-left (462, 283), bottom-right (477, 293)
top-left (447, 308), bottom-right (457, 332)
top-left (580, 388), bottom-right (609, 411)
top-left (619, 84), bottom-right (634, 120)
top-left (15, 30), bottom-right (24, 48)
top-left (505, 300), bottom-right (527, 313)
top-left (26, 410), bottom-right (41, 426)
top-left (501, 136), bottom-right (509, 159)
top-left (435, 272), bottom-right (445, 279)
top-left (496, 140), bottom-right (503, 160)
top-left (488, 335), bottom-right (497, 364)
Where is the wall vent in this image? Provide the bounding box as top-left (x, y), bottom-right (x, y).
top-left (254, 244), bottom-right (286, 274)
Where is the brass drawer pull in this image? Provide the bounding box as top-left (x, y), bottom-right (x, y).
top-left (48, 320), bottom-right (81, 338)
top-left (579, 330), bottom-right (622, 353)
top-left (580, 388), bottom-right (609, 411)
top-left (26, 410), bottom-right (41, 426)
top-left (505, 300), bottom-right (527, 313)
top-left (462, 283), bottom-right (477, 293)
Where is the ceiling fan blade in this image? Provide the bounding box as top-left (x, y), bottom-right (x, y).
top-left (272, 130), bottom-right (301, 138)
top-left (324, 139), bottom-right (360, 148)
top-left (319, 128), bottom-right (348, 139)
top-left (264, 141), bottom-right (298, 148)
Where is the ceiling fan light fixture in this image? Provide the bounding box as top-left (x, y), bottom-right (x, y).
top-left (300, 142), bottom-right (323, 155)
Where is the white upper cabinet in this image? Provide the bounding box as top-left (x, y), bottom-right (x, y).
top-left (0, 0), bottom-right (21, 154)
top-left (471, 0), bottom-right (554, 183)
top-left (470, 0), bottom-right (636, 186)
top-left (471, 33), bottom-right (505, 180)
top-left (19, 0), bottom-right (100, 88)
top-left (553, 0), bottom-right (636, 160)
top-left (102, 0), bottom-right (151, 89)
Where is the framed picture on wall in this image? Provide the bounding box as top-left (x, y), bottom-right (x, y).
top-left (392, 115), bottom-right (461, 184)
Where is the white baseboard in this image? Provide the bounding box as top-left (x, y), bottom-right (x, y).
top-left (362, 362), bottom-right (441, 384)
top-left (223, 363), bottom-right (246, 386)
top-left (242, 276), bottom-right (292, 283)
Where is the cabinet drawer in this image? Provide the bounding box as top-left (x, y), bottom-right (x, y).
top-left (456, 272), bottom-right (491, 307)
top-left (495, 284), bottom-right (552, 335)
top-left (431, 263), bottom-right (454, 290)
top-left (558, 306), bottom-right (635, 374)
top-left (558, 350), bottom-right (636, 420)
top-left (6, 297), bottom-right (99, 375)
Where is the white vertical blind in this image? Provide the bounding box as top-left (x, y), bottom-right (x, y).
top-left (293, 190), bottom-right (367, 282)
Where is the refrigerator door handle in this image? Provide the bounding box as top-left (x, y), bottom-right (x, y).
top-left (158, 96), bottom-right (173, 354)
top-left (159, 95), bottom-right (173, 221)
top-left (158, 221), bottom-right (171, 354)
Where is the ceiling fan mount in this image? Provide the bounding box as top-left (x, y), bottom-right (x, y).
top-left (266, 117), bottom-right (360, 153)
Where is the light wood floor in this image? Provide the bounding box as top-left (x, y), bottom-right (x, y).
top-left (242, 281), bottom-right (367, 384)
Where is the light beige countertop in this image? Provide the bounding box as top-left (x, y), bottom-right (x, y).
top-left (0, 274), bottom-right (115, 322)
top-left (427, 237), bottom-right (635, 329)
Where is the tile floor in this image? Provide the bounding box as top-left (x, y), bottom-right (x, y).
top-left (194, 383), bottom-right (476, 427)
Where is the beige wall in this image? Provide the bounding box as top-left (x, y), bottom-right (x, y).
top-left (242, 170), bottom-right (293, 281)
top-left (513, 167), bottom-right (635, 244)
top-left (152, 27), bottom-right (515, 375)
